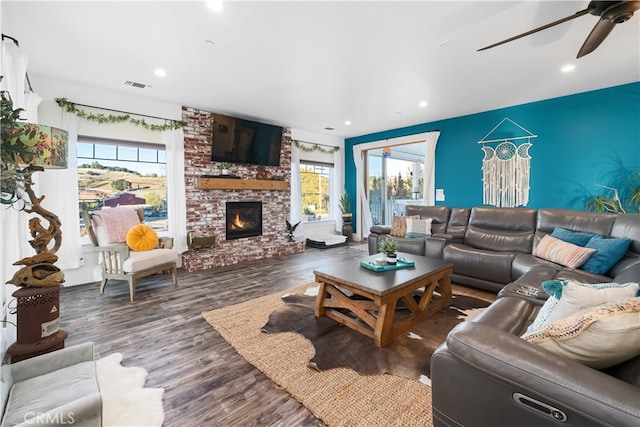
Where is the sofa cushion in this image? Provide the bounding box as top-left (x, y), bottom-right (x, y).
top-left (522, 297), bottom-right (640, 369)
top-left (580, 235), bottom-right (632, 275)
top-left (444, 244), bottom-right (516, 285)
top-left (464, 207), bottom-right (537, 253)
top-left (527, 280), bottom-right (640, 332)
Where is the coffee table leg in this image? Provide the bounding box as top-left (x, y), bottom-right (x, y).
top-left (315, 281), bottom-right (327, 317)
top-left (373, 297), bottom-right (398, 348)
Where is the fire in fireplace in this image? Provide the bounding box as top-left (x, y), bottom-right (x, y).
top-left (226, 201), bottom-right (263, 240)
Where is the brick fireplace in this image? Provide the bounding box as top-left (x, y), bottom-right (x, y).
top-left (181, 106), bottom-right (304, 272)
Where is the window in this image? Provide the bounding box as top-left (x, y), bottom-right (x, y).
top-left (300, 162), bottom-right (333, 221)
top-left (77, 137), bottom-right (167, 235)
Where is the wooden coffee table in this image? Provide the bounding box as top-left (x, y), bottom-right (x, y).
top-left (313, 253), bottom-right (453, 347)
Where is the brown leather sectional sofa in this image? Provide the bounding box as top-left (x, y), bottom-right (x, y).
top-left (368, 205), bottom-right (640, 426)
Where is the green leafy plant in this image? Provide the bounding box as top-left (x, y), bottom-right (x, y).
top-left (584, 161), bottom-right (640, 213)
top-left (339, 190), bottom-right (351, 215)
top-left (219, 162), bottom-right (231, 170)
top-left (378, 238), bottom-right (397, 255)
top-left (1, 77), bottom-right (36, 208)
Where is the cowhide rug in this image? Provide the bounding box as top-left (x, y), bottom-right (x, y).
top-left (262, 286), bottom-right (490, 385)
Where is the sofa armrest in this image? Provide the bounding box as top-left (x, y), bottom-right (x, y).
top-left (425, 235), bottom-right (456, 258)
top-left (10, 343), bottom-right (95, 383)
top-left (437, 322), bottom-right (640, 424)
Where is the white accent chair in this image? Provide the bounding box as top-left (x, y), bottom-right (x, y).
top-left (83, 208), bottom-right (178, 302)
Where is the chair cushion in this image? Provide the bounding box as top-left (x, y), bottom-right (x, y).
top-left (126, 224), bottom-right (159, 251)
top-left (123, 248), bottom-right (178, 273)
top-left (3, 361), bottom-right (98, 426)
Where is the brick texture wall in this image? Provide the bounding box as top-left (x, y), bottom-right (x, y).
top-left (181, 106), bottom-right (304, 272)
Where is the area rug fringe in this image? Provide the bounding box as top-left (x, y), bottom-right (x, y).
top-left (202, 283), bottom-right (434, 427)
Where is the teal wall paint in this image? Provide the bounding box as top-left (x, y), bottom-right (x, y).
top-left (345, 82), bottom-right (640, 231)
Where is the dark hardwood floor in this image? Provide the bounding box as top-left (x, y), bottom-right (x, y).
top-left (60, 243), bottom-right (372, 427)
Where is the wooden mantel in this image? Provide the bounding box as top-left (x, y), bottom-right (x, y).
top-left (197, 177), bottom-right (289, 191)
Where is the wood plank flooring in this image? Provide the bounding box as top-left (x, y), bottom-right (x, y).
top-left (60, 243), bottom-right (496, 426)
top-left (60, 243), bottom-right (372, 427)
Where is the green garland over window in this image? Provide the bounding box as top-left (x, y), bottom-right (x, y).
top-left (55, 97), bottom-right (183, 131)
top-left (293, 139), bottom-right (340, 154)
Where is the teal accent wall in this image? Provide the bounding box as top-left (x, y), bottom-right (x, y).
top-left (345, 82), bottom-right (639, 231)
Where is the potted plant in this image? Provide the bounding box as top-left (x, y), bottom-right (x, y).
top-left (378, 238), bottom-right (397, 265)
top-left (339, 190), bottom-right (351, 220)
top-left (303, 206), bottom-right (315, 221)
top-left (219, 162), bottom-right (231, 176)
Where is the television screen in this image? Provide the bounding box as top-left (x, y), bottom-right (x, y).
top-left (211, 113), bottom-right (283, 166)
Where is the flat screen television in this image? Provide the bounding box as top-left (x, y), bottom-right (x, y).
top-left (211, 113), bottom-right (283, 166)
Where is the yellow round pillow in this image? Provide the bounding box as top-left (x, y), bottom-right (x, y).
top-left (126, 224), bottom-right (159, 251)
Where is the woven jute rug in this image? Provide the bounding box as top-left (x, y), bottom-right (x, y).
top-left (202, 283), bottom-right (494, 427)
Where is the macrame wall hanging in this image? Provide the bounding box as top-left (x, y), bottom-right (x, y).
top-left (478, 118), bottom-right (537, 208)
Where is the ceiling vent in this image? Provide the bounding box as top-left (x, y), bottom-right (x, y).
top-left (125, 81), bottom-right (151, 89)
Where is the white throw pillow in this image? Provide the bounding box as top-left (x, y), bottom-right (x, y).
top-left (405, 218), bottom-right (432, 238)
top-left (522, 297), bottom-right (640, 369)
top-left (527, 280), bottom-right (640, 332)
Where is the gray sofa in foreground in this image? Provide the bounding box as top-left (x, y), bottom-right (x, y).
top-left (369, 205), bottom-right (640, 426)
top-left (1, 343), bottom-right (101, 427)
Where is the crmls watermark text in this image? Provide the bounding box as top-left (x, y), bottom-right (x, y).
top-left (24, 412), bottom-right (75, 424)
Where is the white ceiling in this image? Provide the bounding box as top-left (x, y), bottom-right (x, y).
top-left (2, 1), bottom-right (639, 138)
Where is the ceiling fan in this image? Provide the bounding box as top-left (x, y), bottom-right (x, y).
top-left (478, 1), bottom-right (640, 58)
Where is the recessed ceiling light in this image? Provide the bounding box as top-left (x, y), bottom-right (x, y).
top-left (345, 120), bottom-right (351, 126)
top-left (419, 101), bottom-right (428, 108)
top-left (206, 1), bottom-right (223, 13)
top-left (561, 64), bottom-right (575, 73)
top-left (155, 68), bottom-right (167, 77)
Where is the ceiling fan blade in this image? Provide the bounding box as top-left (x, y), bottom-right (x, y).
top-left (478, 8), bottom-right (590, 52)
top-left (576, 17), bottom-right (617, 58)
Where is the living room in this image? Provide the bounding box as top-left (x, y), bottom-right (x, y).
top-left (1, 1), bottom-right (639, 426)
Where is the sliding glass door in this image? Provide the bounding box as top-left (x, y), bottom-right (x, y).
top-left (366, 145), bottom-right (425, 225)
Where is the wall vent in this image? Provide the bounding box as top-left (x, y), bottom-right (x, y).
top-left (124, 81), bottom-right (151, 89)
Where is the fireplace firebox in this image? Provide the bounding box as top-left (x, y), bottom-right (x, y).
top-left (226, 201), bottom-right (263, 240)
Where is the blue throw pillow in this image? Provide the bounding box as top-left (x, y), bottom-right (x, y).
top-left (405, 232), bottom-right (430, 239)
top-left (550, 227), bottom-right (597, 246)
top-left (580, 235), bottom-right (631, 275)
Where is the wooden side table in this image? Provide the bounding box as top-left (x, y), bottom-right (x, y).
top-left (7, 285), bottom-right (67, 363)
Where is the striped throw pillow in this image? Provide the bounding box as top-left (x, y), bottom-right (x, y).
top-left (533, 235), bottom-right (596, 268)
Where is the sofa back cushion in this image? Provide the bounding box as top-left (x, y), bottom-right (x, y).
top-left (405, 205), bottom-right (451, 235)
top-left (464, 207), bottom-right (537, 253)
top-left (535, 209), bottom-right (617, 247)
top-left (446, 208), bottom-right (471, 239)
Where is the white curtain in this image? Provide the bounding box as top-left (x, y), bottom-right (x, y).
top-left (421, 132), bottom-right (440, 205)
top-left (289, 145), bottom-right (304, 238)
top-left (332, 148), bottom-right (344, 233)
top-left (1, 39), bottom-right (39, 351)
top-left (163, 128), bottom-right (188, 254)
top-left (352, 131), bottom-right (440, 240)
